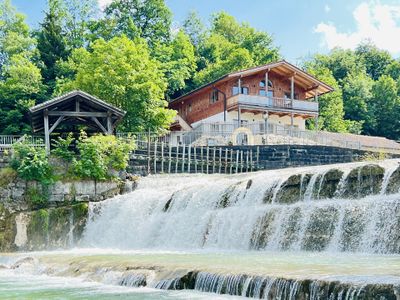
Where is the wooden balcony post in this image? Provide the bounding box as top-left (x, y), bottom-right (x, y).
top-left (238, 77), bottom-right (241, 94)
top-left (265, 71), bottom-right (269, 97)
top-left (290, 75), bottom-right (295, 102)
top-left (238, 106), bottom-right (242, 127)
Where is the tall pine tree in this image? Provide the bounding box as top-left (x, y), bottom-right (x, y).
top-left (37, 0), bottom-right (68, 96)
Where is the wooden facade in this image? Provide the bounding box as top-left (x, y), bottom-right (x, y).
top-left (169, 61), bottom-right (334, 131)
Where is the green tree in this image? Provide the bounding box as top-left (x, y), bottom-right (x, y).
top-left (56, 36), bottom-right (176, 132)
top-left (190, 12), bottom-right (279, 87)
top-left (342, 71), bottom-right (373, 132)
top-left (37, 1), bottom-right (69, 95)
top-left (153, 30), bottom-right (196, 98)
top-left (103, 0), bottom-right (172, 46)
top-left (370, 75), bottom-right (400, 139)
top-left (356, 42), bottom-right (394, 81)
top-left (0, 0), bottom-right (44, 134)
top-left (305, 48), bottom-right (362, 84)
top-left (306, 66), bottom-right (348, 132)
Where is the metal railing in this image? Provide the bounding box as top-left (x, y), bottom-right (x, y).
top-left (0, 135), bottom-right (45, 151)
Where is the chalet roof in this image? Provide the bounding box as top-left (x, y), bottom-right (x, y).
top-left (170, 60), bottom-right (334, 103)
top-left (29, 90), bottom-right (126, 133)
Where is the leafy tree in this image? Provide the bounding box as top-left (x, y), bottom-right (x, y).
top-left (342, 71), bottom-right (373, 132)
top-left (56, 36), bottom-right (176, 132)
top-left (0, 0), bottom-right (43, 134)
top-left (356, 42), bottom-right (394, 81)
top-left (153, 30), bottom-right (196, 98)
top-left (190, 12), bottom-right (279, 87)
top-left (37, 1), bottom-right (69, 95)
top-left (103, 0), bottom-right (172, 46)
top-left (370, 75), bottom-right (400, 138)
top-left (305, 48), bottom-right (362, 84)
top-left (61, 0), bottom-right (99, 49)
top-left (183, 11), bottom-right (206, 48)
top-left (306, 66), bottom-right (348, 132)
top-left (385, 60), bottom-right (400, 81)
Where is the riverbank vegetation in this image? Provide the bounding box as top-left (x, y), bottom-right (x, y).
top-left (9, 133), bottom-right (134, 208)
top-left (1, 0), bottom-right (400, 138)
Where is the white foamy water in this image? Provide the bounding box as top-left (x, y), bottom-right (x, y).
top-left (82, 160), bottom-right (400, 254)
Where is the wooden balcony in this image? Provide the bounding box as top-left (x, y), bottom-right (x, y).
top-left (227, 94), bottom-right (319, 115)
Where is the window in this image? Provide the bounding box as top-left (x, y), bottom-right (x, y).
top-left (259, 80), bottom-right (273, 97)
top-left (210, 90), bottom-right (219, 103)
top-left (232, 86), bottom-right (249, 95)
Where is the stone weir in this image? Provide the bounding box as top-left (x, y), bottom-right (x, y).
top-left (0, 177), bottom-right (136, 251)
top-left (83, 159), bottom-right (400, 253)
top-left (6, 253), bottom-right (400, 300)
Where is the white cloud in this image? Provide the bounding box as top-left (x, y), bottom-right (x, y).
top-left (97, 0), bottom-right (113, 9)
top-left (324, 4), bottom-right (331, 13)
top-left (315, 2), bottom-right (400, 54)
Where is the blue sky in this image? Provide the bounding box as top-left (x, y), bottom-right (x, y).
top-left (11, 0), bottom-right (400, 62)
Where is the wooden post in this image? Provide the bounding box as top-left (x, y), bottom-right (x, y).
top-left (241, 151), bottom-right (244, 173)
top-left (265, 71), bottom-right (269, 97)
top-left (107, 111), bottom-right (113, 135)
top-left (212, 147), bottom-right (216, 174)
top-left (206, 146), bottom-right (209, 174)
top-left (44, 110), bottom-right (50, 154)
top-left (235, 150), bottom-right (239, 173)
top-left (230, 149), bottom-right (233, 174)
top-left (250, 150), bottom-right (253, 172)
top-left (154, 141), bottom-right (157, 174)
top-left (238, 106), bottom-right (241, 127)
top-left (224, 148), bottom-right (228, 174)
top-left (246, 151), bottom-right (249, 172)
top-left (188, 145), bottom-right (191, 173)
top-left (219, 147), bottom-right (222, 173)
top-left (200, 146), bottom-right (204, 173)
top-left (181, 144), bottom-right (186, 173)
top-left (161, 142), bottom-right (164, 173)
top-left (168, 143), bottom-right (172, 173)
top-left (175, 146), bottom-right (179, 173)
top-left (257, 146), bottom-right (260, 169)
top-left (194, 146), bottom-right (198, 173)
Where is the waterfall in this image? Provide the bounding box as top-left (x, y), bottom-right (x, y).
top-left (82, 160), bottom-right (400, 254)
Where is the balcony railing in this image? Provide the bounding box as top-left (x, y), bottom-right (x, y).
top-left (227, 94), bottom-right (319, 113)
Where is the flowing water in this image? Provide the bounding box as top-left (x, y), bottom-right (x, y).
top-left (2, 160), bottom-right (400, 299)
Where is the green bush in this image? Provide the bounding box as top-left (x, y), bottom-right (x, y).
top-left (51, 133), bottom-right (75, 162)
top-left (0, 167), bottom-right (17, 187)
top-left (10, 141), bottom-right (53, 185)
top-left (73, 132), bottom-right (135, 181)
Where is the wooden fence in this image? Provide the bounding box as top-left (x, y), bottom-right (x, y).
top-left (130, 140), bottom-right (261, 175)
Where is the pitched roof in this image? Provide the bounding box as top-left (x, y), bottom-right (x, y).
top-left (170, 60), bottom-right (334, 103)
top-left (29, 90), bottom-right (126, 133)
top-left (29, 90), bottom-right (126, 115)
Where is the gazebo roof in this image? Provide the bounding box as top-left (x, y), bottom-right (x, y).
top-left (29, 90), bottom-right (126, 133)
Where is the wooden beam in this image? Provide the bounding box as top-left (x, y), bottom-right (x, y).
top-left (91, 117), bottom-right (108, 134)
top-left (76, 99), bottom-right (80, 112)
top-left (107, 112), bottom-right (113, 134)
top-left (44, 110), bottom-right (50, 154)
top-left (49, 116), bottom-right (64, 134)
top-left (47, 111), bottom-right (108, 117)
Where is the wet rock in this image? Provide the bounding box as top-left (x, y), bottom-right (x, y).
top-left (386, 165), bottom-right (400, 195)
top-left (11, 256), bottom-right (36, 269)
top-left (342, 164), bottom-right (385, 199)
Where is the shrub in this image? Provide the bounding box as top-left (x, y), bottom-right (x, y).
top-left (10, 141), bottom-right (53, 185)
top-left (73, 132), bottom-right (135, 181)
top-left (51, 133), bottom-right (75, 162)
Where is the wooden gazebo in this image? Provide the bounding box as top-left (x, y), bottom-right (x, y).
top-left (29, 90), bottom-right (126, 153)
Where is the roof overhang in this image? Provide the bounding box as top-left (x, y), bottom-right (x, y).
top-left (170, 60), bottom-right (334, 103)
